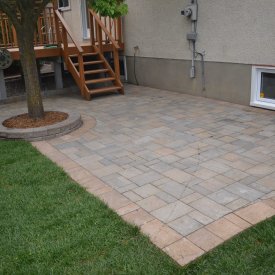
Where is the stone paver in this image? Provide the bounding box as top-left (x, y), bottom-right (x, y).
top-left (190, 197), bottom-right (231, 220)
top-left (141, 219), bottom-right (182, 249)
top-left (4, 84), bottom-right (273, 266)
top-left (164, 238), bottom-right (204, 265)
top-left (187, 228), bottom-right (224, 251)
top-left (123, 208), bottom-right (154, 227)
top-left (151, 201), bottom-right (193, 223)
top-left (234, 202), bottom-right (275, 224)
top-left (169, 215), bottom-right (203, 236)
top-left (206, 218), bottom-right (242, 240)
top-left (137, 196), bottom-right (167, 212)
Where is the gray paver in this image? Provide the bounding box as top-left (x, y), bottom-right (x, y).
top-left (160, 181), bottom-right (194, 199)
top-left (137, 196), bottom-right (167, 212)
top-left (156, 191), bottom-right (177, 203)
top-left (151, 201), bottom-right (193, 223)
top-left (208, 190), bottom-right (239, 205)
top-left (133, 184), bottom-right (160, 198)
top-left (191, 197), bottom-right (231, 220)
top-left (131, 171), bottom-right (163, 186)
top-left (188, 210), bottom-right (213, 225)
top-left (169, 215), bottom-right (203, 236)
top-left (225, 183), bottom-right (264, 202)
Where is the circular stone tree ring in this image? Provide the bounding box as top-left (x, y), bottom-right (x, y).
top-left (0, 48), bottom-right (13, 70)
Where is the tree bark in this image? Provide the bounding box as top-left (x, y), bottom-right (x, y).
top-left (17, 30), bottom-right (44, 119)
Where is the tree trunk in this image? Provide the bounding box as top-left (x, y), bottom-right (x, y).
top-left (17, 31), bottom-right (44, 119)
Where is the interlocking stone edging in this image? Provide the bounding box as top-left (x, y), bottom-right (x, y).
top-left (0, 111), bottom-right (82, 141)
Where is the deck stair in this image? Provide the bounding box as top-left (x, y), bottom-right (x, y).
top-left (0, 1), bottom-right (124, 100)
top-left (68, 51), bottom-right (123, 99)
top-left (54, 8), bottom-right (124, 100)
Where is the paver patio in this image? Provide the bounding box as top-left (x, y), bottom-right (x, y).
top-left (2, 84), bottom-right (275, 265)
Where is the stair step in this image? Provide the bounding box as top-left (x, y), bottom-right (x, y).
top-left (70, 52), bottom-right (98, 58)
top-left (84, 69), bottom-right (109, 75)
top-left (85, 77), bottom-right (115, 84)
top-left (74, 60), bottom-right (104, 66)
top-left (89, 86), bottom-right (121, 95)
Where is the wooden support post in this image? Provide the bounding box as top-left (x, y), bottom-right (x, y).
top-left (89, 12), bottom-right (95, 46)
top-left (117, 17), bottom-right (122, 45)
top-left (0, 69), bottom-right (7, 100)
top-left (96, 22), bottom-right (103, 54)
top-left (113, 47), bottom-right (120, 81)
top-left (78, 54), bottom-right (85, 97)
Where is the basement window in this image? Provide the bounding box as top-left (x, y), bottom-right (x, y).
top-left (58, 0), bottom-right (70, 11)
top-left (251, 66), bottom-right (275, 110)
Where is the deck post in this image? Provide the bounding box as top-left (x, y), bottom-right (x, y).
top-left (0, 69), bottom-right (7, 100)
top-left (54, 57), bottom-right (63, 89)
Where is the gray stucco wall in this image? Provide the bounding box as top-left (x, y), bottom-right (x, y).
top-left (123, 0), bottom-right (275, 106)
top-left (62, 0), bottom-right (84, 44)
top-left (124, 0), bottom-right (275, 65)
top-left (126, 57), bottom-right (252, 106)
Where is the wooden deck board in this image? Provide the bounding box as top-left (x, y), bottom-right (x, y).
top-left (8, 43), bottom-right (124, 61)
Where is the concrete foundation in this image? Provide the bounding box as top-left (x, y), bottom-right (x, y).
top-left (54, 58), bottom-right (63, 89)
top-left (0, 69), bottom-right (7, 100)
top-left (126, 56), bottom-right (252, 106)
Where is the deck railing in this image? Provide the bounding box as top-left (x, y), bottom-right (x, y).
top-left (0, 5), bottom-right (123, 50)
top-left (54, 10), bottom-right (88, 99)
top-left (89, 9), bottom-right (121, 84)
top-left (0, 7), bottom-right (58, 48)
top-left (90, 12), bottom-right (123, 47)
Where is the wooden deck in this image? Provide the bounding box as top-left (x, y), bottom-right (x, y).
top-left (1, 2), bottom-right (124, 100)
top-left (1, 0), bottom-right (124, 61)
top-left (8, 43), bottom-right (124, 61)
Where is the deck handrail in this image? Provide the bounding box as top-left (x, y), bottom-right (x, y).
top-left (89, 9), bottom-right (121, 84)
top-left (89, 9), bottom-right (120, 50)
top-left (54, 10), bottom-right (84, 54)
top-left (54, 10), bottom-right (86, 98)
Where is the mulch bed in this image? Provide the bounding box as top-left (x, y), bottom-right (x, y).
top-left (3, 112), bottom-right (68, 129)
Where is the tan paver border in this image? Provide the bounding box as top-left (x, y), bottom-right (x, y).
top-left (32, 117), bottom-right (275, 266)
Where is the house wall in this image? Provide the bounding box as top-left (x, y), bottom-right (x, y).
top-left (124, 0), bottom-right (275, 105)
top-left (61, 0), bottom-right (84, 44)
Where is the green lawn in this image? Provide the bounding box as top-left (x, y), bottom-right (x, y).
top-left (0, 141), bottom-right (274, 274)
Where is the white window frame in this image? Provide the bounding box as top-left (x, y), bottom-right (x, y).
top-left (250, 66), bottom-right (275, 111)
top-left (58, 0), bottom-right (71, 11)
top-left (81, 0), bottom-right (90, 39)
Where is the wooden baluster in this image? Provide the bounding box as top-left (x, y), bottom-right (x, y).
top-left (108, 17), bottom-right (112, 38)
top-left (12, 26), bottom-right (17, 47)
top-left (96, 22), bottom-right (103, 53)
top-left (1, 21), bottom-right (5, 46)
top-left (89, 12), bottom-right (95, 46)
top-left (61, 25), bottom-right (69, 65)
top-left (54, 12), bottom-right (61, 46)
top-left (104, 16), bottom-right (107, 43)
top-left (37, 17), bottom-right (43, 46)
top-left (113, 46), bottom-right (120, 81)
top-left (117, 17), bottom-right (122, 45)
top-left (114, 18), bottom-right (117, 41)
top-left (78, 53), bottom-right (85, 97)
top-left (4, 20), bottom-right (9, 46)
